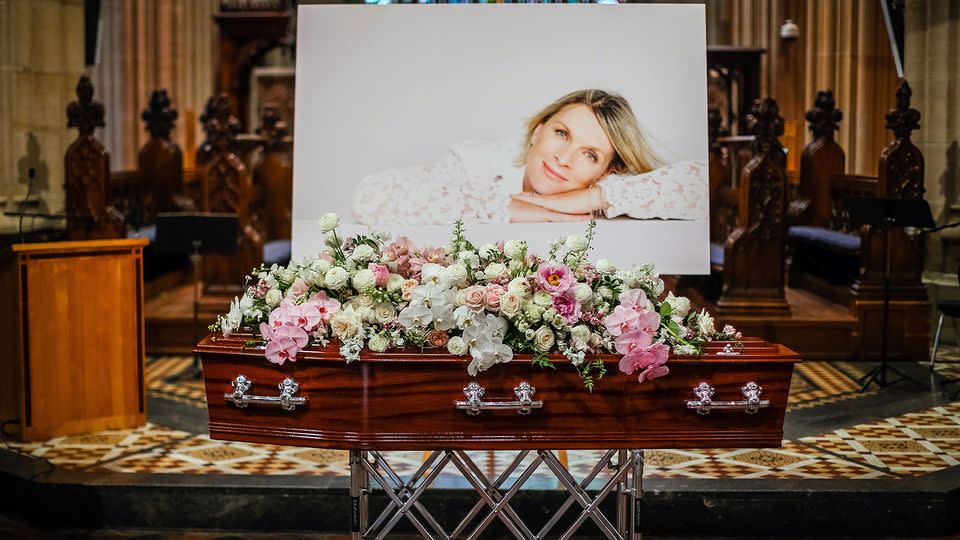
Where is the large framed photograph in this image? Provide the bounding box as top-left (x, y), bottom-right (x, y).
top-left (293, 4), bottom-right (708, 274)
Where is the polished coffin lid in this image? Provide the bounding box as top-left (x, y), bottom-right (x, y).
top-left (198, 334), bottom-right (800, 450)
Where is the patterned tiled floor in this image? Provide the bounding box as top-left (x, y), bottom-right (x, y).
top-left (146, 356), bottom-right (207, 407)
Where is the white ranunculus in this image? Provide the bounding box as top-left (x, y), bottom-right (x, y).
top-left (534, 326), bottom-right (556, 352)
top-left (570, 324), bottom-right (590, 346)
top-left (352, 269), bottom-right (377, 291)
top-left (478, 243), bottom-right (499, 259)
top-left (386, 273), bottom-right (406, 293)
top-left (311, 258), bottom-right (332, 276)
top-left (373, 302), bottom-right (396, 324)
top-left (275, 268), bottom-right (296, 287)
top-left (533, 291), bottom-right (553, 307)
top-left (330, 306), bottom-right (362, 339)
top-left (355, 295), bottom-right (376, 308)
top-left (573, 283), bottom-right (593, 303)
top-left (499, 292), bottom-right (524, 318)
top-left (484, 262), bottom-right (509, 281)
top-left (265, 288), bottom-right (282, 307)
top-left (523, 304), bottom-right (544, 322)
top-left (263, 275), bottom-right (278, 289)
top-left (444, 263), bottom-right (469, 287)
top-left (319, 212), bottom-right (340, 233)
top-left (503, 240), bottom-right (524, 260)
top-left (324, 266), bottom-right (349, 290)
top-left (664, 291), bottom-right (691, 319)
top-left (696, 310), bottom-right (716, 335)
top-left (565, 234), bottom-right (588, 252)
top-left (447, 336), bottom-right (468, 356)
top-left (596, 286), bottom-right (614, 300)
top-left (368, 334), bottom-right (390, 352)
top-left (351, 244), bottom-right (376, 262)
top-left (507, 277), bottom-right (530, 296)
top-left (595, 258), bottom-right (617, 275)
top-left (542, 308), bottom-right (558, 323)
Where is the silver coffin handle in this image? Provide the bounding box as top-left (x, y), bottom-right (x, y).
top-left (224, 375), bottom-right (307, 411)
top-left (455, 381), bottom-right (543, 416)
top-left (685, 381), bottom-right (770, 415)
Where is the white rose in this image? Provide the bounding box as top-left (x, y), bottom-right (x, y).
top-left (275, 267), bottom-right (296, 286)
top-left (596, 286), bottom-right (614, 300)
top-left (453, 289), bottom-right (467, 307)
top-left (665, 292), bottom-right (691, 319)
top-left (351, 244), bottom-right (376, 262)
top-left (571, 324), bottom-right (590, 345)
top-left (533, 291), bottom-right (553, 307)
top-left (444, 263), bottom-right (469, 287)
top-left (534, 326), bottom-right (556, 352)
top-left (355, 305), bottom-right (374, 323)
top-left (543, 308), bottom-right (558, 322)
top-left (319, 212), bottom-right (340, 233)
top-left (352, 269), bottom-right (377, 291)
top-left (696, 310), bottom-right (716, 335)
top-left (324, 266), bottom-right (349, 290)
top-left (330, 306), bottom-right (362, 339)
top-left (484, 262), bottom-right (508, 281)
top-left (373, 302), bottom-right (396, 324)
top-left (311, 258), bottom-right (332, 275)
top-left (499, 292), bottom-right (524, 318)
top-left (524, 304), bottom-right (544, 322)
top-left (507, 277), bottom-right (530, 296)
top-left (265, 288), bottom-right (282, 307)
top-left (386, 273), bottom-right (406, 293)
top-left (565, 234), bottom-right (588, 252)
top-left (573, 283), bottom-right (593, 303)
top-left (368, 334), bottom-right (390, 352)
top-left (478, 243), bottom-right (499, 259)
top-left (503, 240), bottom-right (524, 260)
top-left (595, 258), bottom-right (617, 275)
top-left (509, 260), bottom-right (525, 274)
top-left (355, 294), bottom-right (376, 308)
top-left (447, 336), bottom-right (468, 356)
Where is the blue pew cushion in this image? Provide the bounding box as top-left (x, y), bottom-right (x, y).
top-left (710, 242), bottom-right (724, 267)
top-left (788, 226), bottom-right (860, 253)
top-left (264, 239), bottom-right (292, 266)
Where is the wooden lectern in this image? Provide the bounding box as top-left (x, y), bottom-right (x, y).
top-left (0, 239), bottom-right (148, 441)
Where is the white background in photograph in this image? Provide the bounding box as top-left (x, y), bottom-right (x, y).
top-left (292, 4), bottom-right (708, 274)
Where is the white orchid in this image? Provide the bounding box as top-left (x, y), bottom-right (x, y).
top-left (467, 339), bottom-right (514, 376)
top-left (398, 304), bottom-right (432, 329)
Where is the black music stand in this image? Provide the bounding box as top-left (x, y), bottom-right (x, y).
top-left (155, 212), bottom-right (238, 382)
top-left (845, 197), bottom-right (934, 392)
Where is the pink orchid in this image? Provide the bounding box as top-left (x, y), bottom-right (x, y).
top-left (618, 289), bottom-right (649, 312)
top-left (634, 310), bottom-right (661, 335)
top-left (259, 322), bottom-right (274, 341)
top-left (291, 303), bottom-right (322, 332)
top-left (268, 302), bottom-right (296, 329)
top-left (604, 305), bottom-right (641, 337)
top-left (265, 336), bottom-right (299, 365)
top-left (308, 291), bottom-right (341, 323)
top-left (618, 341), bottom-right (670, 384)
top-left (614, 330), bottom-right (653, 356)
top-left (535, 263), bottom-right (575, 296)
top-left (638, 364), bottom-right (670, 383)
top-left (553, 291), bottom-right (582, 324)
top-left (368, 263), bottom-right (390, 288)
top-left (273, 324), bottom-right (309, 349)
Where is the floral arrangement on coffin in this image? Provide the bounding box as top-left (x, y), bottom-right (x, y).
top-left (214, 213), bottom-right (741, 390)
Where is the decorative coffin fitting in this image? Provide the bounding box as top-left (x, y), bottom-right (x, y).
top-left (198, 334), bottom-right (799, 450)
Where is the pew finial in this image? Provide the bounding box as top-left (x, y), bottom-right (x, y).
top-left (142, 89), bottom-right (178, 139)
top-left (256, 103), bottom-right (289, 151)
top-left (67, 76), bottom-right (105, 136)
top-left (885, 79), bottom-right (921, 140)
top-left (805, 90), bottom-right (843, 139)
top-left (747, 97), bottom-right (784, 155)
top-left (200, 94), bottom-right (241, 151)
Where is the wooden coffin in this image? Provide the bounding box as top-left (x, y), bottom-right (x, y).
top-left (198, 334), bottom-right (799, 450)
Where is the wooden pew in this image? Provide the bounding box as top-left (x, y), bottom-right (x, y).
top-left (64, 76), bottom-right (124, 240)
top-left (715, 97), bottom-right (791, 316)
top-left (253, 103), bottom-right (293, 266)
top-left (708, 106), bottom-right (737, 273)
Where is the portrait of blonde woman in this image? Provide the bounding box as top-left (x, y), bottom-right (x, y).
top-left (352, 89), bottom-right (707, 225)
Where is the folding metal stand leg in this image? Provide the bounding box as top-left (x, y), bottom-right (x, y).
top-left (348, 449), bottom-right (644, 540)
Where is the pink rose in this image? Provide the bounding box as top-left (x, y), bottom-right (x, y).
top-left (553, 292), bottom-right (582, 324)
top-left (368, 263), bottom-right (390, 288)
top-left (286, 278), bottom-right (310, 300)
top-left (464, 285), bottom-right (488, 311)
top-left (535, 263), bottom-right (576, 296)
top-left (485, 284), bottom-right (506, 312)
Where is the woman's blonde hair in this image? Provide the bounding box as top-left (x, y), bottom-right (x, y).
top-left (517, 89), bottom-right (662, 176)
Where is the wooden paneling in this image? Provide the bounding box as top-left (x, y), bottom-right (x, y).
top-left (10, 239), bottom-right (147, 441)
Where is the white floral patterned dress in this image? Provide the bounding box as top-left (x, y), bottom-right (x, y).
top-left (351, 140), bottom-right (707, 225)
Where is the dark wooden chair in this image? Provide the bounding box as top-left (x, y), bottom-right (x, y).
top-left (253, 103), bottom-right (292, 267)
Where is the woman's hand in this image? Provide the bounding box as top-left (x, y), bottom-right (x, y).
top-left (508, 198), bottom-right (592, 222)
top-left (510, 188), bottom-right (606, 216)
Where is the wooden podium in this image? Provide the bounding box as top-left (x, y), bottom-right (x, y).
top-left (0, 239), bottom-right (148, 441)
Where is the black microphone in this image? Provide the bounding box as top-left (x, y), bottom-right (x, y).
top-left (19, 167), bottom-right (36, 244)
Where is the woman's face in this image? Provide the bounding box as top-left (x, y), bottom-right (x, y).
top-left (524, 104), bottom-right (616, 196)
